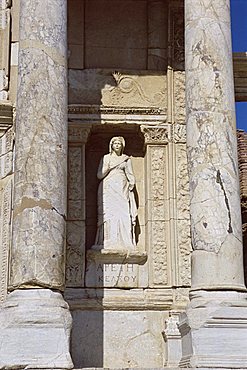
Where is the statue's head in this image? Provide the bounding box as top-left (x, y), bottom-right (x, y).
top-left (109, 136), bottom-right (125, 155)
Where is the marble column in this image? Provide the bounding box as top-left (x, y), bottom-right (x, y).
top-left (0, 1), bottom-right (73, 368)
top-left (180, 1), bottom-right (247, 368)
top-left (186, 0), bottom-right (245, 291)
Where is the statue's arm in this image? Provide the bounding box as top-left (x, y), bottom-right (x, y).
top-left (97, 156), bottom-right (110, 180)
top-left (125, 158), bottom-right (135, 190)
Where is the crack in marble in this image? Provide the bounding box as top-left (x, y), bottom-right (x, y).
top-left (216, 169), bottom-right (232, 233)
top-left (19, 39), bottom-right (66, 67)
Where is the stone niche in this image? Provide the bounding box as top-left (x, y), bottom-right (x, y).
top-left (65, 0), bottom-right (190, 368)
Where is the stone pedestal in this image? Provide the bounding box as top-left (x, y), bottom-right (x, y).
top-left (180, 291), bottom-right (247, 368)
top-left (0, 289), bottom-right (73, 369)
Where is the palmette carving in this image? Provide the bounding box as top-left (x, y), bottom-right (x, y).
top-left (176, 144), bottom-right (191, 286)
top-left (141, 126), bottom-right (169, 145)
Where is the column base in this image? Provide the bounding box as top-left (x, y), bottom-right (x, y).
top-left (0, 289), bottom-right (73, 369)
top-left (179, 290), bottom-right (247, 368)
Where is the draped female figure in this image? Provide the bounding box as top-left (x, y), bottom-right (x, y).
top-left (93, 137), bottom-right (137, 250)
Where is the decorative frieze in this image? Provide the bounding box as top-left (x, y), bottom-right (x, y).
top-left (0, 177), bottom-right (12, 302)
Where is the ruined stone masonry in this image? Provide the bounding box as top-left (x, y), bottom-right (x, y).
top-left (0, 0), bottom-right (247, 369)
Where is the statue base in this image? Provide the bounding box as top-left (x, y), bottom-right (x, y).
top-left (88, 247), bottom-right (147, 264)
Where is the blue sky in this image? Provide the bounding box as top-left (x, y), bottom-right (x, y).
top-left (231, 0), bottom-right (247, 131)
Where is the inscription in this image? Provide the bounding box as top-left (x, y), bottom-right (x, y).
top-left (95, 263), bottom-right (138, 287)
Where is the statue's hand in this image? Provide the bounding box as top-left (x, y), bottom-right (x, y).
top-left (129, 183), bottom-right (134, 191)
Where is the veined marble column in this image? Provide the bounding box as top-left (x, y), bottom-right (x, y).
top-left (186, 0), bottom-right (244, 291)
top-left (0, 1), bottom-right (73, 368)
top-left (180, 1), bottom-right (247, 368)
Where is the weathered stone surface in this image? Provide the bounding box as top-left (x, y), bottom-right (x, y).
top-left (10, 0), bottom-right (68, 289)
top-left (180, 291), bottom-right (247, 368)
top-left (0, 289), bottom-right (73, 369)
top-left (65, 287), bottom-right (173, 311)
top-left (71, 310), bottom-right (167, 368)
top-left (180, 1), bottom-right (247, 368)
top-left (185, 0), bottom-right (245, 291)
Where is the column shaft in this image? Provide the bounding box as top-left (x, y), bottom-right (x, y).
top-left (10, 0), bottom-right (68, 290)
top-left (185, 0), bottom-right (245, 291)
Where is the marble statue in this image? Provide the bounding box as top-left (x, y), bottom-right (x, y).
top-left (93, 136), bottom-right (137, 250)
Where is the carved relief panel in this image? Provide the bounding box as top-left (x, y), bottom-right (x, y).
top-left (66, 127), bottom-right (90, 287)
top-left (141, 126), bottom-right (170, 287)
